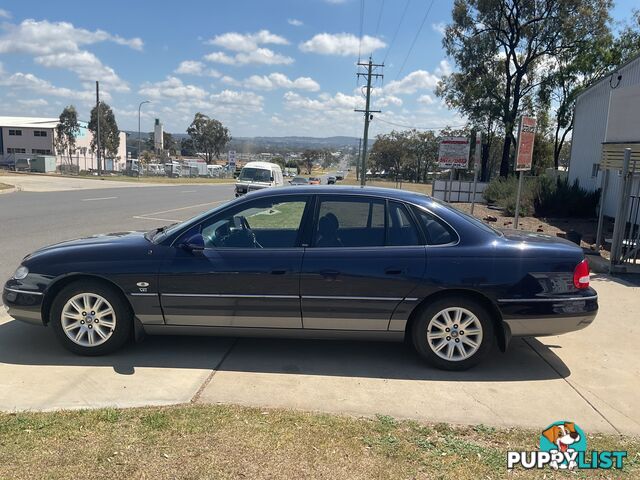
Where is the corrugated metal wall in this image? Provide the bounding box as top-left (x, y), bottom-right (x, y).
top-left (569, 55), bottom-right (640, 219)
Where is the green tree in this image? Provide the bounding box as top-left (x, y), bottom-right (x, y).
top-left (88, 101), bottom-right (121, 165)
top-left (300, 149), bottom-right (320, 174)
top-left (187, 113), bottom-right (231, 164)
top-left (441, 0), bottom-right (612, 177)
top-left (370, 131), bottom-right (408, 184)
top-left (54, 105), bottom-right (80, 165)
top-left (180, 137), bottom-right (196, 156)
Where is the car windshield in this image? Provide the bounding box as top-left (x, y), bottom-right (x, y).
top-left (239, 168), bottom-right (271, 182)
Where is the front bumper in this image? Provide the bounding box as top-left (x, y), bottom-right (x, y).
top-left (499, 289), bottom-right (598, 337)
top-left (3, 276), bottom-right (47, 326)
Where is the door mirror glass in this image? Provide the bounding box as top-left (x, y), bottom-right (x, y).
top-left (181, 233), bottom-right (205, 253)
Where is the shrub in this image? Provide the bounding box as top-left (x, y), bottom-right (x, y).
top-left (533, 177), bottom-right (599, 218)
top-left (483, 176), bottom-right (535, 217)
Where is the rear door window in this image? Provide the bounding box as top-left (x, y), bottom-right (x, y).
top-left (413, 207), bottom-right (458, 246)
top-left (313, 196), bottom-right (385, 247)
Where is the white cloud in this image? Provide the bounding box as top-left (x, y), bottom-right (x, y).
top-left (244, 73), bottom-right (320, 91)
top-left (284, 91), bottom-right (364, 112)
top-left (432, 22), bottom-right (447, 36)
top-left (175, 60), bottom-right (221, 77)
top-left (210, 89), bottom-right (264, 109)
top-left (417, 94), bottom-right (434, 105)
top-left (204, 48), bottom-right (294, 66)
top-left (18, 98), bottom-right (49, 107)
top-left (325, 0), bottom-right (347, 4)
top-left (139, 76), bottom-right (208, 102)
top-left (299, 33), bottom-right (386, 56)
top-left (0, 72), bottom-right (99, 102)
top-left (0, 19), bottom-right (140, 92)
top-left (288, 19), bottom-right (303, 27)
top-left (377, 95), bottom-right (403, 107)
top-left (206, 30), bottom-right (288, 52)
top-left (435, 59), bottom-right (452, 76)
top-left (220, 75), bottom-right (240, 86)
top-left (384, 70), bottom-right (440, 95)
top-left (0, 9), bottom-right (11, 19)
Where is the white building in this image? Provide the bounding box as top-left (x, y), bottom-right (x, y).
top-left (569, 53), bottom-right (640, 218)
top-left (0, 116), bottom-right (127, 172)
top-left (153, 118), bottom-right (163, 154)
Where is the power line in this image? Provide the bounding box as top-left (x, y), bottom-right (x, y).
top-left (382, 0), bottom-right (410, 65)
top-left (375, 0), bottom-right (385, 36)
top-left (395, 0), bottom-right (435, 80)
top-left (375, 117), bottom-right (466, 131)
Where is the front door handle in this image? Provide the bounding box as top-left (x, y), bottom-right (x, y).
top-left (385, 268), bottom-right (404, 275)
top-left (271, 269), bottom-right (287, 275)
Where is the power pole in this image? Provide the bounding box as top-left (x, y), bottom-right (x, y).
top-left (355, 57), bottom-right (383, 187)
top-left (356, 137), bottom-right (362, 181)
top-left (96, 81), bottom-right (101, 176)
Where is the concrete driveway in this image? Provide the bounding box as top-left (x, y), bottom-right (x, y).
top-left (0, 276), bottom-right (637, 435)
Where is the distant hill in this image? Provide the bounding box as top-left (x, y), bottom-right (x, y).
top-left (124, 132), bottom-right (370, 154)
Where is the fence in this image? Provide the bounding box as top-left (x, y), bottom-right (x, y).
top-left (432, 179), bottom-right (488, 203)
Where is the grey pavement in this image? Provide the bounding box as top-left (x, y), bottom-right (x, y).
top-left (0, 175), bottom-right (638, 436)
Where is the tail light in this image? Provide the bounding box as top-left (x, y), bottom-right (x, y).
top-left (573, 259), bottom-right (590, 289)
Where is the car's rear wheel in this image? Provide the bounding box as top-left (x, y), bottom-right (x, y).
top-left (50, 281), bottom-right (132, 355)
top-left (411, 297), bottom-right (494, 370)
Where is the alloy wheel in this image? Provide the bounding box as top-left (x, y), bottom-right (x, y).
top-left (426, 307), bottom-right (483, 361)
top-left (61, 293), bottom-right (117, 347)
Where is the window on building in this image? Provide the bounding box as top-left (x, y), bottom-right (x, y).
top-left (8, 129), bottom-right (22, 136)
top-left (33, 130), bottom-right (48, 137)
top-left (31, 149), bottom-right (52, 155)
top-left (7, 148), bottom-right (26, 154)
top-left (591, 163), bottom-right (600, 178)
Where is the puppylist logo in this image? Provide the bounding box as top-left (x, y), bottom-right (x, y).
top-left (507, 421), bottom-right (627, 471)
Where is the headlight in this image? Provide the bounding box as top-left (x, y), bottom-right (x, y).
top-left (12, 265), bottom-right (29, 280)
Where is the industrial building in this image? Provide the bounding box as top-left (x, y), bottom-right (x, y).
top-left (0, 116), bottom-right (127, 172)
top-left (568, 53), bottom-right (640, 218)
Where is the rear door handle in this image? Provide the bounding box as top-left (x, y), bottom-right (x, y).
top-left (271, 269), bottom-right (287, 275)
top-left (320, 269), bottom-right (340, 278)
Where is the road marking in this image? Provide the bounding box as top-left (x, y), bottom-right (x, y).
top-left (132, 200), bottom-right (228, 223)
top-left (132, 215), bottom-right (182, 222)
top-left (181, 190), bottom-right (196, 193)
top-left (81, 196), bottom-right (118, 201)
top-left (136, 200), bottom-right (226, 217)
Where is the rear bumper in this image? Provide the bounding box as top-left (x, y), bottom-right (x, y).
top-left (498, 290), bottom-right (598, 337)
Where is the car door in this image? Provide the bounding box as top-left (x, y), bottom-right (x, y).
top-left (159, 194), bottom-right (311, 328)
top-left (300, 195), bottom-right (427, 330)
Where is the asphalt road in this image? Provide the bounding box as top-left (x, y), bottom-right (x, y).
top-left (0, 183), bottom-right (234, 292)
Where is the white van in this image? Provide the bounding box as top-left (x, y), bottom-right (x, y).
top-left (235, 161), bottom-right (284, 197)
top-left (207, 164), bottom-right (224, 177)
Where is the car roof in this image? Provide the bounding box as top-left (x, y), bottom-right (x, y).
top-left (247, 185), bottom-right (431, 203)
top-left (243, 161), bottom-right (282, 170)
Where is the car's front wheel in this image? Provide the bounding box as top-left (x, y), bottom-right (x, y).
top-left (412, 297), bottom-right (494, 370)
top-left (50, 281), bottom-right (132, 355)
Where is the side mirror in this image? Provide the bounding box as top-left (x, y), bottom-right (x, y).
top-left (181, 233), bottom-right (205, 254)
top-left (270, 174), bottom-right (275, 182)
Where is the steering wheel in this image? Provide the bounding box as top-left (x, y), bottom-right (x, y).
top-left (238, 216), bottom-right (262, 248)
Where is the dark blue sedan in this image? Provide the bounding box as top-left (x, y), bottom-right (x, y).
top-left (2, 186), bottom-right (597, 370)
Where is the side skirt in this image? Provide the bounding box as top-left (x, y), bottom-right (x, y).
top-left (142, 325), bottom-right (405, 342)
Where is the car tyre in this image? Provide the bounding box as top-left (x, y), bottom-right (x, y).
top-left (411, 296), bottom-right (494, 371)
top-left (50, 280), bottom-right (132, 356)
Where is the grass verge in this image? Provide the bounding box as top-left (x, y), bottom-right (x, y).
top-left (0, 182), bottom-right (13, 191)
top-left (1, 404), bottom-right (637, 479)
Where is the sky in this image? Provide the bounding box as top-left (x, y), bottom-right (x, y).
top-left (0, 0), bottom-right (637, 138)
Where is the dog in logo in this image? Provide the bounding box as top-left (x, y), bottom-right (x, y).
top-left (542, 422), bottom-right (581, 469)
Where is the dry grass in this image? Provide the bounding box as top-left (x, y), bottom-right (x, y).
top-left (341, 177), bottom-right (433, 196)
top-left (0, 405), bottom-right (637, 480)
top-left (0, 182), bottom-right (13, 190)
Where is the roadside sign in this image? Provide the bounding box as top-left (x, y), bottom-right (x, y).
top-left (438, 137), bottom-right (470, 169)
top-left (227, 150), bottom-right (236, 167)
top-left (515, 116), bottom-right (536, 171)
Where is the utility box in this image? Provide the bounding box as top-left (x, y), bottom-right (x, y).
top-left (30, 156), bottom-right (57, 173)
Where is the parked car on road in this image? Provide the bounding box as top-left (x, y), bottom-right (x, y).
top-left (14, 158), bottom-right (32, 172)
top-left (289, 176), bottom-right (309, 185)
top-left (335, 171), bottom-right (345, 180)
top-left (308, 177), bottom-right (321, 185)
top-left (327, 175), bottom-right (337, 185)
top-left (235, 161), bottom-right (284, 197)
top-left (3, 186), bottom-right (598, 370)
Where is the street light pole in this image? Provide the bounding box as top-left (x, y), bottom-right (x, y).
top-left (138, 100), bottom-right (151, 161)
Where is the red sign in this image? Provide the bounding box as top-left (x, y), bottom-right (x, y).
top-left (515, 116), bottom-right (536, 171)
top-left (438, 137), bottom-right (470, 169)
